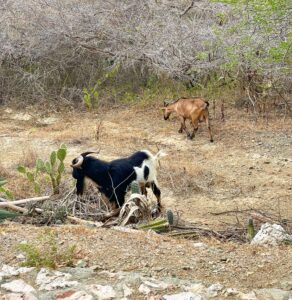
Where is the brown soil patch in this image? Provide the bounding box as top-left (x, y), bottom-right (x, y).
top-left (0, 106), bottom-right (291, 290)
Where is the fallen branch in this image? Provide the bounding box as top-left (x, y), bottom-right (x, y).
top-left (67, 215), bottom-right (103, 227)
top-left (0, 196), bottom-right (50, 207)
top-left (0, 203), bottom-right (28, 213)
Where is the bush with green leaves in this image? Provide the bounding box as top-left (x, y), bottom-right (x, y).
top-left (18, 229), bottom-right (76, 269)
top-left (0, 178), bottom-right (13, 200)
top-left (82, 64), bottom-right (120, 109)
top-left (17, 144), bottom-right (67, 195)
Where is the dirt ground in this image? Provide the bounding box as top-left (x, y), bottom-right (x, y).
top-left (0, 105), bottom-right (291, 291)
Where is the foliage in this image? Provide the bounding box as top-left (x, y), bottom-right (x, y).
top-left (18, 229), bottom-right (76, 269)
top-left (0, 178), bottom-right (13, 200)
top-left (0, 0), bottom-right (290, 112)
top-left (17, 144), bottom-right (67, 195)
top-left (82, 64), bottom-right (120, 109)
top-left (0, 209), bottom-right (19, 222)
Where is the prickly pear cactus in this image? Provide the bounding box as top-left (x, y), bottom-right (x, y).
top-left (166, 208), bottom-right (174, 226)
top-left (130, 181), bottom-right (141, 194)
top-left (247, 218), bottom-right (255, 241)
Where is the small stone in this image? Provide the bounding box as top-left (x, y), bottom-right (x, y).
top-left (1, 280), bottom-right (35, 293)
top-left (23, 293), bottom-right (38, 300)
top-left (280, 280), bottom-right (292, 290)
top-left (122, 284), bottom-right (133, 297)
top-left (182, 266), bottom-right (193, 270)
top-left (139, 284), bottom-right (151, 295)
top-left (87, 284), bottom-right (116, 299)
top-left (36, 268), bottom-right (78, 291)
top-left (75, 260), bottom-right (87, 268)
top-left (193, 242), bottom-right (208, 249)
top-left (224, 288), bottom-right (239, 296)
top-left (0, 265), bottom-right (34, 278)
top-left (15, 254), bottom-right (25, 261)
top-left (163, 292), bottom-right (202, 300)
top-left (206, 283), bottom-right (224, 297)
top-left (0, 293), bottom-right (23, 300)
top-left (56, 290), bottom-right (77, 299)
top-left (59, 291), bottom-right (93, 300)
top-left (254, 288), bottom-right (290, 300)
top-left (238, 291), bottom-right (258, 300)
top-left (184, 283), bottom-right (205, 293)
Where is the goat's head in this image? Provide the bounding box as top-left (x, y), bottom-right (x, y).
top-left (71, 151), bottom-right (99, 195)
top-left (161, 99), bottom-right (173, 120)
top-left (71, 150), bottom-right (100, 169)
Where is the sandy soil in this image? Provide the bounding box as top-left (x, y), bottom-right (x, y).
top-left (0, 105), bottom-right (291, 291)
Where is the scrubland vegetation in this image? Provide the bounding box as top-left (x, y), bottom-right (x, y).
top-left (0, 0), bottom-right (290, 114)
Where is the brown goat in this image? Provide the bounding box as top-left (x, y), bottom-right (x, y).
top-left (162, 97), bottom-right (214, 142)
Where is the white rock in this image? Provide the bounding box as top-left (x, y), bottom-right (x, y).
top-left (0, 293), bottom-right (23, 300)
top-left (0, 265), bottom-right (35, 278)
top-left (123, 284), bottom-right (133, 297)
top-left (251, 223), bottom-right (291, 245)
top-left (163, 292), bottom-right (202, 300)
top-left (87, 284), bottom-right (116, 299)
top-left (184, 283), bottom-right (205, 293)
top-left (143, 279), bottom-right (171, 290)
top-left (15, 254), bottom-right (25, 261)
top-left (254, 288), bottom-right (290, 300)
top-left (98, 270), bottom-right (117, 278)
top-left (35, 268), bottom-right (78, 291)
top-left (206, 283), bottom-right (224, 297)
top-left (139, 283), bottom-right (151, 295)
top-left (238, 291), bottom-right (258, 300)
top-left (224, 288), bottom-right (239, 296)
top-left (1, 279), bottom-right (36, 293)
top-left (193, 242), bottom-right (208, 249)
top-left (62, 291), bottom-right (93, 300)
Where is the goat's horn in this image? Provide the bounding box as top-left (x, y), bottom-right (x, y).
top-left (80, 150), bottom-right (100, 157)
top-left (71, 155), bottom-right (84, 168)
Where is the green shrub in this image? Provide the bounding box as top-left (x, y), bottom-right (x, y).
top-left (18, 230), bottom-right (76, 269)
top-left (0, 178), bottom-right (13, 200)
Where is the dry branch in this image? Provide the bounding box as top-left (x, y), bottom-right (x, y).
top-left (0, 196), bottom-right (50, 207)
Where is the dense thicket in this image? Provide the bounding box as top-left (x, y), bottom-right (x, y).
top-left (0, 0), bottom-right (291, 112)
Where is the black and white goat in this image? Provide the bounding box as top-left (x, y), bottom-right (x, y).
top-left (71, 150), bottom-right (166, 210)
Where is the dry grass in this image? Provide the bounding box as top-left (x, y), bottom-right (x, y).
top-left (20, 146), bottom-right (39, 168)
top-left (0, 161), bottom-right (12, 179)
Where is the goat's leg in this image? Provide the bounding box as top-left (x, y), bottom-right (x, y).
top-left (151, 182), bottom-right (162, 211)
top-left (178, 117), bottom-right (186, 133)
top-left (204, 111), bottom-right (214, 142)
top-left (140, 183), bottom-right (148, 197)
top-left (188, 118), bottom-right (199, 140)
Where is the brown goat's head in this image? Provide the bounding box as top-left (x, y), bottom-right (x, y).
top-left (162, 99), bottom-right (173, 120)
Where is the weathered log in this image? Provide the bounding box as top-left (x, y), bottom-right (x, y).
top-left (0, 196), bottom-right (50, 207)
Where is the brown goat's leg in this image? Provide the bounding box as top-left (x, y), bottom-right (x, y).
top-left (178, 117), bottom-right (186, 133)
top-left (205, 113), bottom-right (214, 142)
top-left (188, 118), bottom-right (199, 140)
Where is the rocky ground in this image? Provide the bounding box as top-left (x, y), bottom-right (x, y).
top-left (0, 106), bottom-right (291, 299)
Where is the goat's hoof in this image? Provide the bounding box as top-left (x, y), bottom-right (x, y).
top-left (178, 129), bottom-right (183, 133)
top-left (210, 139), bottom-right (214, 143)
top-left (187, 135), bottom-right (193, 140)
